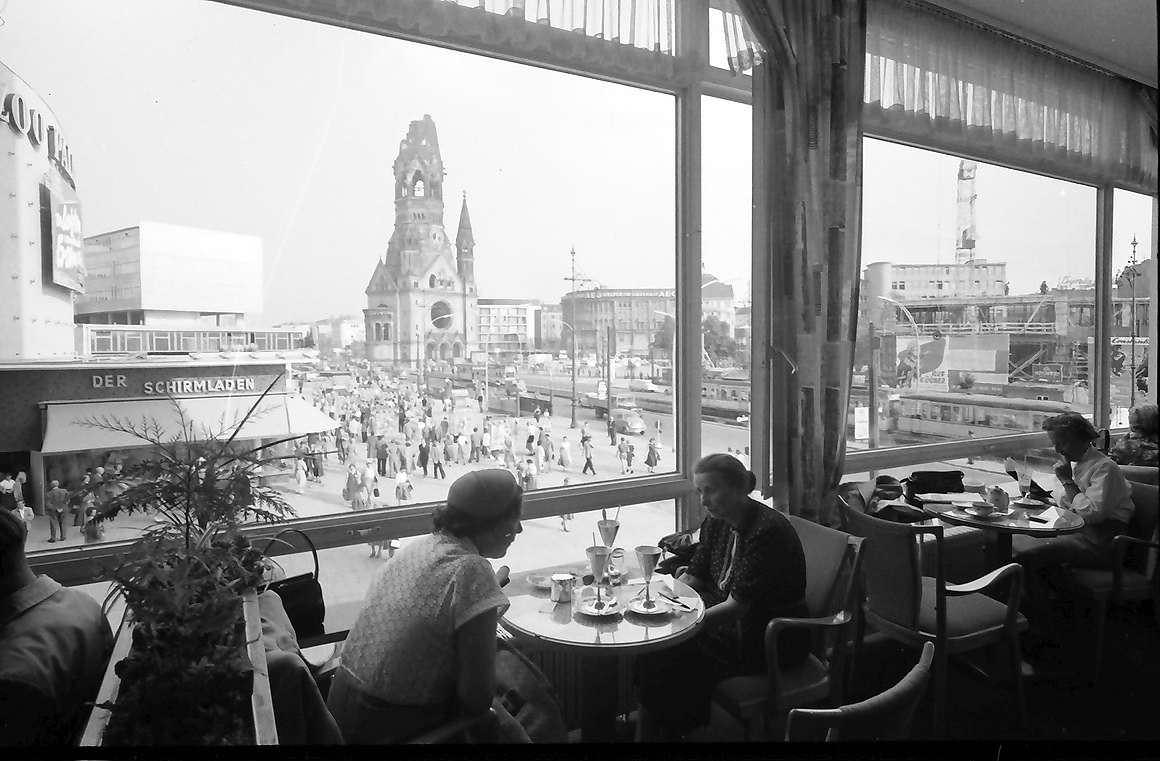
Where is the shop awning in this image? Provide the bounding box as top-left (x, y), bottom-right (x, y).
top-left (40, 394), bottom-right (338, 454)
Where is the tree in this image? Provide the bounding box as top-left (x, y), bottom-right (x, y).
top-left (702, 316), bottom-right (737, 364)
top-left (652, 315), bottom-right (675, 355)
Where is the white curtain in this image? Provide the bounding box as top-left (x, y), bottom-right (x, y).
top-left (721, 0), bottom-right (1158, 192)
top-left (712, 0), bottom-right (763, 73)
top-left (866, 0), bottom-right (1157, 192)
top-left (442, 0), bottom-right (675, 54)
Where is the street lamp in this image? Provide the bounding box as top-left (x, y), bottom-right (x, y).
top-left (878, 295), bottom-right (922, 390)
top-left (561, 319), bottom-right (578, 428)
top-left (1126, 234), bottom-right (1140, 407)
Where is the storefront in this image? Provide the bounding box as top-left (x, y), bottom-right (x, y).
top-left (0, 355), bottom-right (337, 512)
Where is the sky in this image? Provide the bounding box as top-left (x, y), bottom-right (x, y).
top-left (1, 0), bottom-right (1153, 325)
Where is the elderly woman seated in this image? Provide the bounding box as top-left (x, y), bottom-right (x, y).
top-left (326, 469), bottom-right (525, 742)
top-left (1014, 412), bottom-right (1135, 639)
top-left (636, 454), bottom-right (810, 741)
top-left (1108, 402), bottom-right (1159, 474)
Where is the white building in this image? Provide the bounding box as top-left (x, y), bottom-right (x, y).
top-left (865, 260), bottom-right (1008, 300)
top-left (478, 299), bottom-right (541, 358)
top-left (0, 61), bottom-right (82, 359)
top-left (76, 222), bottom-right (263, 327)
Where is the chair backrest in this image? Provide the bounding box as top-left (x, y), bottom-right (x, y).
top-left (1127, 482), bottom-right (1159, 573)
top-left (786, 641), bottom-right (934, 741)
top-left (841, 506), bottom-right (925, 630)
top-left (789, 515), bottom-right (857, 618)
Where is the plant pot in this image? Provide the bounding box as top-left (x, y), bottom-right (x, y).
top-left (81, 589), bottom-right (277, 746)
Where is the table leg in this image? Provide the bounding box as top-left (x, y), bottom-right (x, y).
top-left (988, 533), bottom-right (1013, 567)
top-left (579, 653), bottom-right (619, 742)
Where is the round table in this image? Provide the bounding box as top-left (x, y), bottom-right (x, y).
top-left (501, 561), bottom-right (705, 742)
top-left (922, 500), bottom-right (1085, 566)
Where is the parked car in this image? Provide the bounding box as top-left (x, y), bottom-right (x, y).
top-left (628, 379), bottom-right (663, 393)
top-left (611, 407), bottom-right (647, 436)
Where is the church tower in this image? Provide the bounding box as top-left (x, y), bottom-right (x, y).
top-left (364, 115), bottom-right (477, 368)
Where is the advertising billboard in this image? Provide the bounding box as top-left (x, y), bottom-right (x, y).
top-left (39, 181), bottom-right (85, 292)
top-left (895, 334), bottom-right (1010, 391)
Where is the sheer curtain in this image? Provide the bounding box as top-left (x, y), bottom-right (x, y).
top-left (725, 0), bottom-right (1158, 192)
top-left (741, 0), bottom-right (867, 522)
top-left (441, 0), bottom-right (675, 54)
top-left (866, 0), bottom-right (1157, 193)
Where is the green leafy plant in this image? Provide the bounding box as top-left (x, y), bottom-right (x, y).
top-left (82, 376), bottom-right (299, 745)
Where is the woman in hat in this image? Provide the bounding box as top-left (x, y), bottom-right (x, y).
top-left (328, 469), bottom-right (526, 743)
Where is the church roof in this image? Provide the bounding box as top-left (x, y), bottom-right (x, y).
top-left (456, 192), bottom-right (475, 248)
top-left (393, 114), bottom-right (443, 179)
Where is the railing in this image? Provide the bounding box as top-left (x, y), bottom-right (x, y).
top-left (898, 322), bottom-right (1057, 336)
top-left (76, 324), bottom-right (305, 356)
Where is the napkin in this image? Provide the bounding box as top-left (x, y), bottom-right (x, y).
top-left (1034, 506), bottom-right (1063, 524)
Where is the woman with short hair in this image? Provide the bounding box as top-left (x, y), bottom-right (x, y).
top-left (1014, 411), bottom-right (1136, 637)
top-left (327, 470), bottom-right (525, 743)
top-left (636, 453), bottom-right (810, 740)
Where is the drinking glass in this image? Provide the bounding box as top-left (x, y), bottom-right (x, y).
top-left (597, 518), bottom-right (620, 581)
top-left (1018, 458), bottom-right (1032, 497)
top-left (586, 545), bottom-right (611, 610)
top-left (634, 545), bottom-right (662, 609)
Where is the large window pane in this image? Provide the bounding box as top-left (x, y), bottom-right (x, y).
top-left (1110, 189), bottom-right (1156, 422)
top-left (3, 0), bottom-right (677, 556)
top-left (700, 95), bottom-right (753, 476)
top-left (851, 139), bottom-right (1097, 454)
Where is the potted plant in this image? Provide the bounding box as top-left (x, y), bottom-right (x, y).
top-left (79, 385), bottom-right (298, 745)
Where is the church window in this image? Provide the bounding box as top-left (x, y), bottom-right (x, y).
top-left (412, 171), bottom-right (426, 197)
top-left (429, 274), bottom-right (437, 288)
top-left (384, 314), bottom-right (393, 341)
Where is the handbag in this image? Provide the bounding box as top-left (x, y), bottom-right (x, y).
top-left (904, 470), bottom-right (965, 505)
top-left (259, 528), bottom-right (326, 641)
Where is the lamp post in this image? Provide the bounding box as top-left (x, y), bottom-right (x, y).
top-left (1127, 234), bottom-right (1140, 407)
top-left (561, 319), bottom-right (578, 428)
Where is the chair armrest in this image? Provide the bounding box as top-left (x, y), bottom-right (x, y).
top-left (407, 709), bottom-right (494, 744)
top-left (945, 563), bottom-right (1022, 596)
top-left (768, 612), bottom-right (852, 634)
top-left (1113, 535), bottom-right (1160, 551)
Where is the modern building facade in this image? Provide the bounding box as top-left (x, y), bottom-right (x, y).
top-left (701, 272), bottom-right (736, 336)
top-left (0, 60), bottom-right (83, 360)
top-left (477, 299), bottom-right (541, 359)
top-left (538, 303), bottom-right (564, 351)
top-left (76, 222), bottom-right (263, 327)
top-left (364, 115), bottom-right (478, 367)
top-left (864, 260), bottom-right (1008, 300)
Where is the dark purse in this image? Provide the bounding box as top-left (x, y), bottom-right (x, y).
top-left (904, 470), bottom-right (966, 505)
top-left (259, 528), bottom-right (326, 641)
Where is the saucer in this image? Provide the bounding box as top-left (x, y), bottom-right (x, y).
top-left (628, 597), bottom-right (670, 616)
top-left (526, 574), bottom-right (552, 591)
top-left (964, 506), bottom-right (1012, 520)
top-left (577, 597), bottom-right (621, 617)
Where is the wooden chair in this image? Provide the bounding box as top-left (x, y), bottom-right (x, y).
top-left (710, 516), bottom-right (864, 740)
top-left (841, 504), bottom-right (1027, 736)
top-left (785, 641), bottom-right (934, 741)
top-left (1065, 482), bottom-right (1160, 682)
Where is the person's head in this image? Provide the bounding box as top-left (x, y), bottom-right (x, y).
top-left (16, 471), bottom-right (26, 484)
top-left (1128, 403), bottom-right (1159, 438)
top-left (1043, 412), bottom-right (1099, 461)
top-left (0, 507), bottom-right (34, 591)
top-left (693, 453), bottom-right (757, 525)
top-left (50, 479), bottom-right (60, 490)
top-left (434, 469), bottom-right (524, 558)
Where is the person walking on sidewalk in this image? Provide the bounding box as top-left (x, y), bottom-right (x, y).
top-left (581, 435), bottom-right (596, 476)
top-left (430, 439), bottom-right (446, 480)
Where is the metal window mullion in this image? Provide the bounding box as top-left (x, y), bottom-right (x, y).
top-left (1093, 186), bottom-right (1114, 428)
top-left (673, 0), bottom-right (707, 533)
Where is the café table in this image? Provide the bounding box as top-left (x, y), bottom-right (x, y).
top-left (501, 561), bottom-right (705, 742)
top-left (920, 496), bottom-right (1085, 567)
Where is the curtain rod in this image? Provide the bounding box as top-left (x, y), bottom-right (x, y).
top-left (905, 0), bottom-right (1150, 87)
